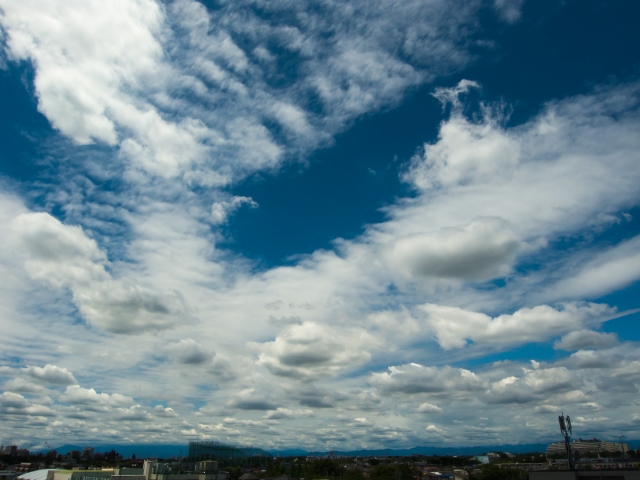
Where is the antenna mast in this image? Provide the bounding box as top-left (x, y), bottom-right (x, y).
top-left (558, 412), bottom-right (575, 471)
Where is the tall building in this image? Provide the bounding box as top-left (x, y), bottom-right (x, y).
top-left (547, 438), bottom-right (629, 456)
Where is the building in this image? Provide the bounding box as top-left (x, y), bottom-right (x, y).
top-left (14, 464), bottom-right (46, 473)
top-left (531, 471), bottom-right (640, 480)
top-left (81, 449), bottom-right (94, 459)
top-left (0, 472), bottom-right (19, 480)
top-left (143, 460), bottom-right (229, 480)
top-left (497, 463), bottom-right (548, 472)
top-left (546, 439), bottom-right (630, 456)
top-left (17, 470), bottom-right (56, 480)
top-left (188, 442), bottom-right (271, 467)
top-left (1, 447), bottom-right (18, 457)
top-left (238, 474), bottom-right (258, 480)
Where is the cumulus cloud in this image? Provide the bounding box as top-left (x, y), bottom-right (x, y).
top-left (426, 424), bottom-right (448, 434)
top-left (563, 350), bottom-right (622, 370)
top-left (370, 363), bottom-right (486, 396)
top-left (117, 405), bottom-right (153, 421)
top-left (485, 367), bottom-right (578, 404)
top-left (2, 378), bottom-right (49, 394)
top-left (264, 408), bottom-right (314, 420)
top-left (417, 402), bottom-right (443, 413)
top-left (254, 322), bottom-right (377, 380)
top-left (8, 211), bottom-right (192, 333)
top-left (266, 315), bottom-right (303, 327)
top-left (405, 87), bottom-right (521, 190)
top-left (167, 339), bottom-right (214, 365)
top-left (208, 358), bottom-right (236, 382)
top-left (23, 364), bottom-right (78, 385)
top-left (154, 405), bottom-right (179, 417)
top-left (60, 385), bottom-right (134, 409)
top-left (198, 423), bottom-right (241, 436)
top-left (228, 389), bottom-right (278, 411)
top-left (0, 392), bottom-right (56, 416)
top-left (554, 330), bottom-right (619, 351)
top-left (385, 217), bottom-right (523, 281)
top-left (421, 302), bottom-right (615, 350)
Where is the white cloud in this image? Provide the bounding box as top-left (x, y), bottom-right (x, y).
top-left (2, 378), bottom-right (49, 394)
top-left (264, 408), bottom-right (314, 420)
top-left (426, 424), bottom-right (448, 434)
top-left (254, 322), bottom-right (377, 380)
top-left (554, 330), bottom-right (619, 351)
top-left (0, 0), bottom-right (163, 145)
top-left (0, 0), bottom-right (494, 183)
top-left (493, 0), bottom-right (524, 23)
top-left (0, 392), bottom-right (57, 416)
top-left (417, 402), bottom-right (443, 413)
top-left (211, 196), bottom-right (258, 225)
top-left (60, 385), bottom-right (134, 408)
top-left (154, 405), bottom-right (179, 417)
top-left (8, 210), bottom-right (191, 334)
top-left (550, 235), bottom-right (640, 300)
top-left (421, 302), bottom-right (615, 350)
top-left (486, 367), bottom-right (577, 404)
top-left (370, 363), bottom-right (486, 396)
top-left (1, 0), bottom-right (640, 451)
top-left (167, 339), bottom-right (214, 365)
top-left (228, 389), bottom-right (279, 411)
top-left (266, 315), bottom-right (303, 327)
top-left (405, 89), bottom-right (521, 190)
top-left (23, 364), bottom-right (78, 386)
top-left (117, 405), bottom-right (153, 422)
top-left (385, 217), bottom-right (523, 281)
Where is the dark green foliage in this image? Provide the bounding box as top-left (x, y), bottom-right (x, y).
top-left (370, 463), bottom-right (413, 480)
top-left (512, 454), bottom-right (546, 464)
top-left (261, 459), bottom-right (287, 478)
top-left (227, 467), bottom-right (242, 479)
top-left (472, 465), bottom-right (528, 480)
top-left (371, 465), bottom-right (397, 480)
top-left (426, 456), bottom-right (475, 467)
top-left (342, 468), bottom-right (364, 480)
top-left (308, 459), bottom-right (343, 477)
top-left (287, 458), bottom-right (366, 480)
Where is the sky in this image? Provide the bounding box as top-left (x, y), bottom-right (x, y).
top-left (1, 0), bottom-right (640, 452)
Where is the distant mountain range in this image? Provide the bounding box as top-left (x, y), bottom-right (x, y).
top-left (44, 441), bottom-right (638, 459)
top-left (272, 444), bottom-right (551, 457)
top-left (45, 443), bottom-right (549, 459)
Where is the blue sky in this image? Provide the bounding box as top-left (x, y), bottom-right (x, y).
top-left (1, 0), bottom-right (640, 450)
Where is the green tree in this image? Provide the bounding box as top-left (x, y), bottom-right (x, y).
top-left (472, 465), bottom-right (527, 480)
top-left (371, 465), bottom-right (397, 480)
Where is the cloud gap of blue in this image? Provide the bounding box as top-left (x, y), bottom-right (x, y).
top-left (221, 0), bottom-right (640, 268)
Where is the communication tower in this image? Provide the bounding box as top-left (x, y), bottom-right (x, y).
top-left (558, 412), bottom-right (575, 470)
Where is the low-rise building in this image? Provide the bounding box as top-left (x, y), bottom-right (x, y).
top-left (531, 471), bottom-right (640, 480)
top-left (497, 463), bottom-right (548, 471)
